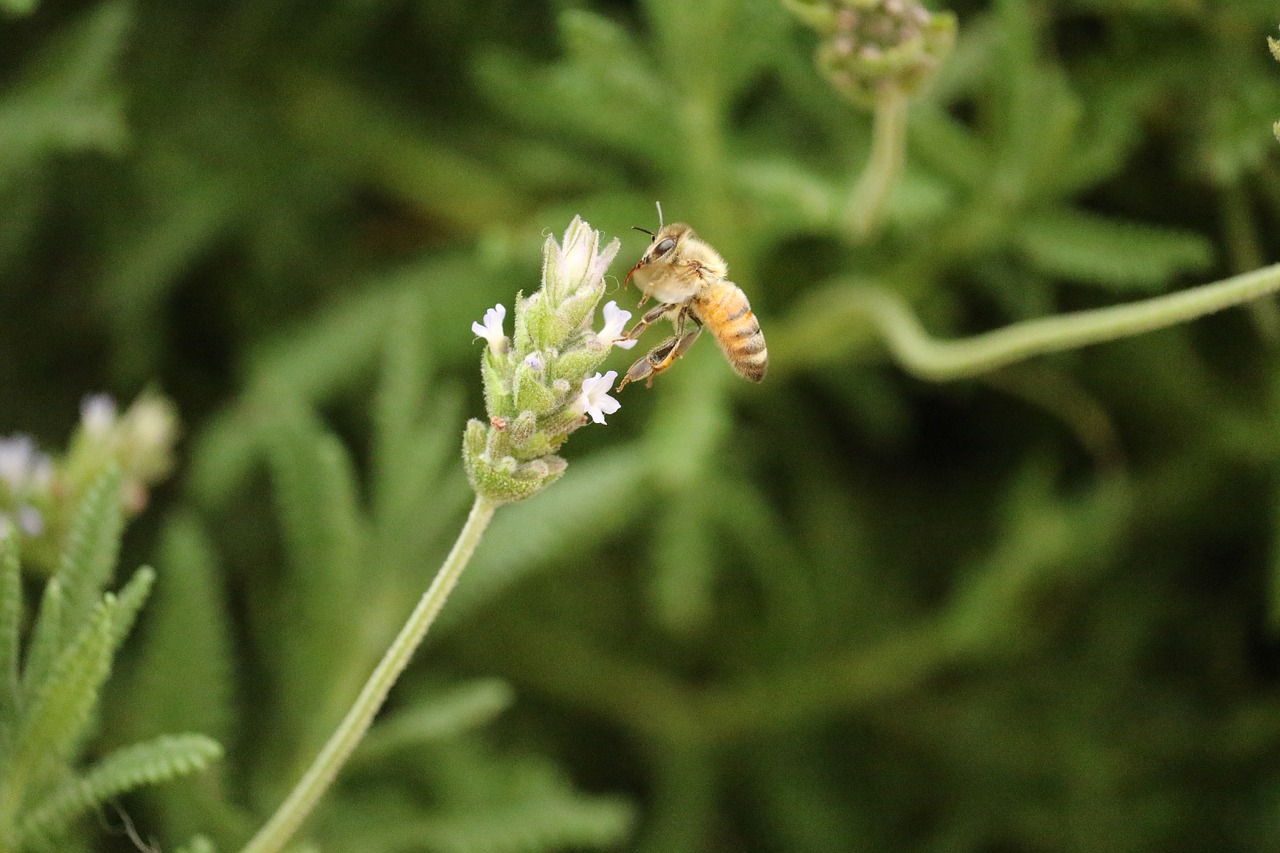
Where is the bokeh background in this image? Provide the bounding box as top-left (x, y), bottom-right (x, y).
top-left (5, 0), bottom-right (1280, 850)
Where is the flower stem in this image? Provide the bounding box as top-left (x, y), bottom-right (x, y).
top-left (240, 494), bottom-right (499, 853)
top-left (844, 85), bottom-right (910, 240)
top-left (850, 261), bottom-right (1280, 381)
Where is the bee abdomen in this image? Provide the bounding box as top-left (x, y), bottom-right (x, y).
top-left (697, 281), bottom-right (768, 382)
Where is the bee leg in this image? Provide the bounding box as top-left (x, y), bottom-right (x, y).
top-left (616, 321), bottom-right (703, 390)
top-left (620, 302), bottom-right (680, 343)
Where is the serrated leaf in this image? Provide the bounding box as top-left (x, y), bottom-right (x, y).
top-left (372, 293), bottom-right (433, 517)
top-left (20, 578), bottom-right (64, 703)
top-left (17, 733), bottom-right (222, 844)
top-left (54, 467), bottom-right (124, 644)
top-left (0, 0), bottom-right (132, 184)
top-left (373, 390), bottom-right (471, 578)
top-left (107, 567), bottom-right (154, 653)
top-left (1014, 208), bottom-right (1214, 291)
top-left (411, 795), bottom-right (634, 853)
top-left (909, 104), bottom-right (994, 191)
top-left (444, 446), bottom-right (648, 632)
top-left (259, 401), bottom-right (369, 763)
top-left (3, 599), bottom-right (114, 823)
top-left (335, 745), bottom-right (635, 852)
top-left (355, 679), bottom-right (514, 765)
top-left (122, 514), bottom-right (234, 745)
top-left (0, 533), bottom-right (21, 726)
top-left (264, 403), bottom-right (365, 589)
top-left (472, 10), bottom-right (665, 164)
top-left (642, 0), bottom-right (788, 103)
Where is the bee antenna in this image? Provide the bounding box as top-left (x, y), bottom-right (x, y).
top-left (655, 200), bottom-right (664, 228)
top-left (632, 226), bottom-right (655, 237)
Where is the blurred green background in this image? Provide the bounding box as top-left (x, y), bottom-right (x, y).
top-left (5, 0), bottom-right (1280, 850)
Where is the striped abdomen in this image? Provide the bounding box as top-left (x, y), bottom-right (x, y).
top-left (695, 280), bottom-right (768, 382)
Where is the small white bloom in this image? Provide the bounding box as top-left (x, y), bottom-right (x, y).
top-left (471, 303), bottom-right (508, 352)
top-left (0, 436), bottom-right (36, 493)
top-left (572, 371), bottom-right (622, 425)
top-left (597, 301), bottom-right (638, 350)
top-left (80, 393), bottom-right (118, 438)
top-left (524, 352), bottom-right (544, 371)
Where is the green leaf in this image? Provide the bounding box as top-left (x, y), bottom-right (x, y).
top-left (650, 492), bottom-right (719, 634)
top-left (410, 793), bottom-right (634, 853)
top-left (0, 533), bottom-right (22, 725)
top-left (281, 74), bottom-right (520, 231)
top-left (54, 467), bottom-right (124, 644)
top-left (445, 446), bottom-right (648, 631)
top-left (472, 9), bottom-right (665, 164)
top-left (1014, 209), bottom-right (1215, 291)
top-left (259, 401), bottom-right (369, 764)
top-left (3, 598), bottom-right (114, 823)
top-left (332, 745), bottom-right (635, 852)
top-left (263, 404), bottom-right (365, 589)
top-left (354, 679), bottom-right (515, 765)
top-left (0, 0), bottom-right (132, 185)
top-left (370, 311), bottom-right (472, 574)
top-left (642, 0), bottom-right (788, 103)
top-left (18, 733), bottom-right (222, 844)
top-left (372, 293), bottom-right (433, 517)
top-left (122, 514), bottom-right (234, 744)
top-left (908, 104), bottom-right (995, 192)
top-left (0, 0), bottom-right (38, 16)
top-left (20, 578), bottom-right (64, 702)
top-left (107, 567), bottom-right (154, 653)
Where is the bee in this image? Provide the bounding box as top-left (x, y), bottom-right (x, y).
top-left (616, 210), bottom-right (767, 390)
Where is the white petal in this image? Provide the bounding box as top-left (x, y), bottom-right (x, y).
top-left (80, 394), bottom-right (117, 436)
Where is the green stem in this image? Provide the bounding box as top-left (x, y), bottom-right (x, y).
top-left (240, 494), bottom-right (499, 853)
top-left (844, 85), bottom-right (910, 240)
top-left (848, 261), bottom-right (1280, 381)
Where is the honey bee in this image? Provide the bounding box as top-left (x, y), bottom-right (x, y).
top-left (616, 210), bottom-right (767, 390)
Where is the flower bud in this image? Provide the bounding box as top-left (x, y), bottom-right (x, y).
top-left (512, 361), bottom-right (558, 414)
top-left (793, 0), bottom-right (955, 107)
top-left (462, 216), bottom-right (626, 505)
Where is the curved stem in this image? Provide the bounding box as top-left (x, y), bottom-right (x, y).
top-left (241, 494), bottom-right (499, 853)
top-left (849, 261), bottom-right (1280, 381)
top-left (844, 85), bottom-right (910, 240)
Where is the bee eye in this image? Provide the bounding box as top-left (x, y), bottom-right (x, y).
top-left (653, 237), bottom-right (677, 257)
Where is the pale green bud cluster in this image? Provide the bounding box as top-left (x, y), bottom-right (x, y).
top-left (4, 391), bottom-right (179, 573)
top-left (463, 216), bottom-right (630, 504)
top-left (787, 0), bottom-right (956, 107)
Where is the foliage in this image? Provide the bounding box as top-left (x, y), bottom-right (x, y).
top-left (4, 0), bottom-right (1280, 851)
top-left (0, 470), bottom-right (220, 852)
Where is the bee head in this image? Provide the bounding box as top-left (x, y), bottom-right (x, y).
top-left (625, 223), bottom-right (692, 286)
